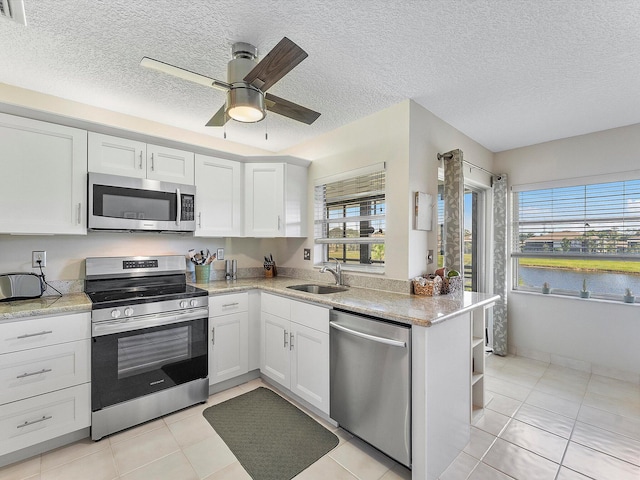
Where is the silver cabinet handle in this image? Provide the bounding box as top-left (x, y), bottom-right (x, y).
top-left (17, 330), bottom-right (52, 339)
top-left (17, 415), bottom-right (52, 429)
top-left (290, 332), bottom-right (294, 350)
top-left (221, 302), bottom-right (239, 307)
top-left (139, 150), bottom-right (144, 169)
top-left (212, 327), bottom-right (215, 346)
top-left (277, 215), bottom-right (281, 230)
top-left (329, 322), bottom-right (407, 348)
top-left (17, 368), bottom-right (52, 379)
top-left (76, 203), bottom-right (81, 225)
top-left (198, 212), bottom-right (202, 228)
top-left (150, 153), bottom-right (155, 171)
top-left (284, 329), bottom-right (288, 348)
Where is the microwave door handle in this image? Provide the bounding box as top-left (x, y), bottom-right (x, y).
top-left (176, 188), bottom-right (181, 226)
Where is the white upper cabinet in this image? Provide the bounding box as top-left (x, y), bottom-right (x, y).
top-left (194, 154), bottom-right (243, 237)
top-left (244, 162), bottom-right (307, 237)
top-left (88, 132), bottom-right (195, 185)
top-left (0, 113), bottom-right (87, 235)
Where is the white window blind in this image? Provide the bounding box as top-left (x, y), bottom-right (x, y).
top-left (314, 165), bottom-right (386, 266)
top-left (513, 179), bottom-right (640, 258)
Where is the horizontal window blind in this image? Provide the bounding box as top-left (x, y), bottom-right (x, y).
top-left (314, 166), bottom-right (385, 265)
top-left (513, 179), bottom-right (640, 258)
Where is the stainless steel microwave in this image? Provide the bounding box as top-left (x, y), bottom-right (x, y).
top-left (88, 173), bottom-right (196, 232)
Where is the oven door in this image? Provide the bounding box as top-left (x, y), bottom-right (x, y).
top-left (88, 172), bottom-right (196, 232)
top-left (91, 317), bottom-right (207, 411)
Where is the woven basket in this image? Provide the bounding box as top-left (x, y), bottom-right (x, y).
top-left (413, 280), bottom-right (435, 296)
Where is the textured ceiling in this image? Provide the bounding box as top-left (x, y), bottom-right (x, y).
top-left (1, 1), bottom-right (640, 153)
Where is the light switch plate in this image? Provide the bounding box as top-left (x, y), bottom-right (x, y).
top-left (217, 248), bottom-right (224, 260)
top-left (303, 248), bottom-right (311, 261)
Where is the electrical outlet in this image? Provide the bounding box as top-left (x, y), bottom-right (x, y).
top-left (427, 249), bottom-right (434, 264)
top-left (32, 251), bottom-right (46, 268)
top-left (303, 248), bottom-right (311, 261)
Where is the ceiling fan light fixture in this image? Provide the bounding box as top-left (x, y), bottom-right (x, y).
top-left (226, 86), bottom-right (265, 123)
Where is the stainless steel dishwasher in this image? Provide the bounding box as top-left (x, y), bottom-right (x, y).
top-left (329, 309), bottom-right (411, 467)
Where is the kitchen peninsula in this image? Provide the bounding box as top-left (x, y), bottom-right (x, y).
top-left (0, 277), bottom-right (498, 480)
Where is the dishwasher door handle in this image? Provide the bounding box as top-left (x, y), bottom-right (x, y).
top-left (329, 321), bottom-right (406, 348)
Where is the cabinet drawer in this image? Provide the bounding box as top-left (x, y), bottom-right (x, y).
top-left (0, 313), bottom-right (90, 355)
top-left (0, 340), bottom-right (90, 406)
top-left (291, 301), bottom-right (330, 334)
top-left (260, 293), bottom-right (290, 319)
top-left (0, 383), bottom-right (90, 456)
top-left (209, 292), bottom-right (249, 317)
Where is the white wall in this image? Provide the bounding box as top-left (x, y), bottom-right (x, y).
top-left (494, 123), bottom-right (640, 378)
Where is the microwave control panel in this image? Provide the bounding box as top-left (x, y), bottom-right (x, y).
top-left (181, 195), bottom-right (195, 221)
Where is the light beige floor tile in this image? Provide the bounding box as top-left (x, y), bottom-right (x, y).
top-left (293, 456), bottom-right (358, 480)
top-left (329, 437), bottom-right (395, 480)
top-left (167, 411), bottom-right (217, 447)
top-left (380, 463), bottom-right (411, 480)
top-left (562, 442), bottom-right (640, 480)
top-left (571, 421), bottom-right (640, 466)
top-left (542, 364), bottom-right (591, 384)
top-left (0, 456), bottom-right (40, 480)
top-left (504, 356), bottom-right (549, 373)
top-left (119, 451), bottom-right (198, 480)
top-left (555, 467), bottom-right (593, 480)
top-left (108, 418), bottom-right (165, 445)
top-left (163, 401), bottom-right (209, 425)
top-left (182, 434), bottom-right (236, 479)
top-left (202, 461), bottom-right (251, 480)
top-left (333, 427), bottom-right (354, 446)
top-left (206, 386), bottom-right (249, 406)
top-left (484, 376), bottom-right (532, 402)
top-left (483, 438), bottom-right (559, 480)
top-left (587, 375), bottom-right (640, 403)
top-left (439, 451), bottom-right (478, 480)
top-left (471, 409), bottom-right (511, 436)
top-left (582, 390), bottom-right (640, 420)
top-left (499, 418), bottom-right (568, 463)
top-left (111, 425), bottom-right (180, 475)
top-left (485, 391), bottom-right (522, 417)
top-left (467, 461), bottom-right (514, 480)
top-left (491, 368), bottom-right (541, 389)
top-left (514, 403), bottom-right (575, 438)
top-left (533, 377), bottom-right (587, 403)
top-left (463, 427), bottom-right (497, 460)
top-left (40, 437), bottom-right (110, 472)
top-left (578, 404), bottom-right (640, 441)
top-left (485, 354), bottom-right (509, 371)
top-left (40, 448), bottom-right (117, 480)
top-left (525, 390), bottom-right (581, 419)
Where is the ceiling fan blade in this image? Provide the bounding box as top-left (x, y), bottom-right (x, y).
top-left (243, 37), bottom-right (308, 92)
top-left (140, 57), bottom-right (230, 91)
top-left (205, 104), bottom-right (229, 127)
top-left (265, 93), bottom-right (320, 125)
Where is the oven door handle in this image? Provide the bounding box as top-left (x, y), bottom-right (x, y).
top-left (176, 188), bottom-right (181, 226)
top-left (92, 307), bottom-right (208, 337)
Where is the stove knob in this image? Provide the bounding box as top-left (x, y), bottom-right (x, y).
top-left (111, 309), bottom-right (121, 319)
top-left (180, 300), bottom-right (188, 309)
top-left (190, 299), bottom-right (198, 308)
top-left (124, 307), bottom-right (134, 317)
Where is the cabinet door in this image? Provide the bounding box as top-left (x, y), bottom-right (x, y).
top-left (244, 163), bottom-right (284, 237)
top-left (146, 144), bottom-right (195, 185)
top-left (209, 313), bottom-right (248, 385)
top-left (0, 113), bottom-right (87, 235)
top-left (261, 312), bottom-right (290, 388)
top-left (195, 154), bottom-right (243, 237)
top-left (290, 322), bottom-right (329, 413)
top-left (88, 132), bottom-right (146, 178)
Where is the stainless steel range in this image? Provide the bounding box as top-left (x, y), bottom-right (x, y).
top-left (85, 255), bottom-right (209, 441)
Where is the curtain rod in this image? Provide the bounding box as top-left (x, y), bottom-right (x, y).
top-left (437, 152), bottom-right (495, 177)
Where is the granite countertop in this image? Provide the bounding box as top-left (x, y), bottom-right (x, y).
top-left (0, 292), bottom-right (91, 321)
top-left (194, 277), bottom-right (499, 327)
top-left (0, 277), bottom-right (499, 327)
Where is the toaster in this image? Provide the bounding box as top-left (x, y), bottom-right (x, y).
top-left (0, 273), bottom-right (45, 302)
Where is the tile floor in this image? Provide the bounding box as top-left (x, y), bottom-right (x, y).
top-left (1, 355), bottom-right (639, 480)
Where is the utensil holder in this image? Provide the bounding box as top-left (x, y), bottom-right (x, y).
top-left (195, 264), bottom-right (210, 284)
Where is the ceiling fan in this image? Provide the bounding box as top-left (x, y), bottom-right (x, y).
top-left (140, 37), bottom-right (320, 127)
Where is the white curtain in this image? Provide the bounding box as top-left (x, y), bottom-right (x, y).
top-left (492, 174), bottom-right (508, 356)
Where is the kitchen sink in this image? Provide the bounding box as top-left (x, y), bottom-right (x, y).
top-left (286, 284), bottom-right (349, 294)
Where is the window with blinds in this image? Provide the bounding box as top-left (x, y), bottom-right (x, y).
top-left (314, 165), bottom-right (385, 268)
top-left (512, 177), bottom-right (640, 298)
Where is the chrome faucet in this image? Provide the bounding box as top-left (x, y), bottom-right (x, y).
top-left (320, 258), bottom-right (343, 285)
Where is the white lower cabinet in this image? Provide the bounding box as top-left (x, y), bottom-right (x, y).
top-left (260, 293), bottom-right (330, 413)
top-left (208, 293), bottom-right (249, 385)
top-left (0, 312), bottom-right (91, 457)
